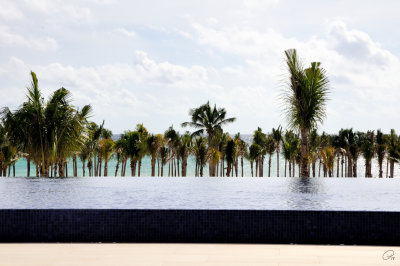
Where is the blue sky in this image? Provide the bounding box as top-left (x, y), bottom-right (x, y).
top-left (1, 0), bottom-right (400, 134)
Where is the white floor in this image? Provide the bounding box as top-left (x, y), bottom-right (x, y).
top-left (0, 244), bottom-right (399, 266)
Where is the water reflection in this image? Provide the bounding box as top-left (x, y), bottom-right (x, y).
top-left (288, 177), bottom-right (321, 194)
top-left (285, 177), bottom-right (325, 210)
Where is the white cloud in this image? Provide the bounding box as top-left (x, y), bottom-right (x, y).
top-left (116, 28), bottom-right (137, 38)
top-left (23, 0), bottom-right (92, 22)
top-left (0, 1), bottom-right (24, 21)
top-left (0, 26), bottom-right (58, 51)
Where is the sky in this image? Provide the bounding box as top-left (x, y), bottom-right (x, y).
top-left (1, 0), bottom-right (400, 134)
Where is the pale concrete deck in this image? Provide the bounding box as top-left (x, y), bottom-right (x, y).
top-left (0, 244), bottom-right (398, 266)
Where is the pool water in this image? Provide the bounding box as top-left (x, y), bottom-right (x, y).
top-left (0, 177), bottom-right (398, 211)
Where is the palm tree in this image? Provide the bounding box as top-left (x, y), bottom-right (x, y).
top-left (2, 72), bottom-right (92, 177)
top-left (376, 130), bottom-right (387, 178)
top-left (181, 102), bottom-right (236, 176)
top-left (178, 131), bottom-right (193, 176)
top-left (147, 134), bottom-right (163, 176)
top-left (282, 49), bottom-right (330, 177)
top-left (359, 131), bottom-right (374, 177)
top-left (225, 138), bottom-right (237, 177)
top-left (271, 126), bottom-right (283, 177)
top-left (164, 126), bottom-right (179, 176)
top-left (100, 138), bottom-right (115, 177)
top-left (136, 124), bottom-right (149, 176)
top-left (234, 133), bottom-right (247, 177)
top-left (320, 147), bottom-right (335, 177)
top-left (248, 144), bottom-right (260, 177)
top-left (252, 127), bottom-right (266, 177)
top-left (265, 134), bottom-right (275, 177)
top-left (159, 146), bottom-right (169, 177)
top-left (193, 137), bottom-right (208, 176)
top-left (387, 129), bottom-right (400, 178)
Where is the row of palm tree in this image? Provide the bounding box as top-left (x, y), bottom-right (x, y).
top-left (1, 48), bottom-right (399, 178)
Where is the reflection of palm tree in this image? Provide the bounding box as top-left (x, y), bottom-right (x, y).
top-left (182, 102), bottom-right (236, 176)
top-left (282, 49), bottom-right (330, 177)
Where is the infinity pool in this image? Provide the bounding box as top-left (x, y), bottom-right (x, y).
top-left (0, 177), bottom-right (398, 211)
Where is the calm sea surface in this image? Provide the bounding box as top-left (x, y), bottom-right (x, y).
top-left (0, 177), bottom-right (398, 211)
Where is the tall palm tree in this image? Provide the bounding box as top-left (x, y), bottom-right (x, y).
top-left (2, 72), bottom-right (92, 177)
top-left (360, 131), bottom-right (375, 177)
top-left (136, 124), bottom-right (149, 176)
top-left (376, 129), bottom-right (387, 178)
top-left (265, 134), bottom-right (275, 177)
top-left (181, 102), bottom-right (236, 176)
top-left (193, 137), bottom-right (208, 176)
top-left (147, 134), bottom-right (163, 176)
top-left (387, 129), bottom-right (400, 178)
top-left (248, 144), bottom-right (260, 177)
top-left (282, 49), bottom-right (330, 177)
top-left (178, 131), bottom-right (193, 176)
top-left (225, 138), bottom-right (237, 177)
top-left (164, 126), bottom-right (179, 176)
top-left (234, 133), bottom-right (247, 177)
top-left (320, 147), bottom-right (335, 177)
top-left (159, 146), bottom-right (169, 177)
top-left (100, 138), bottom-right (115, 177)
top-left (271, 126), bottom-right (283, 177)
top-left (252, 127), bottom-right (266, 177)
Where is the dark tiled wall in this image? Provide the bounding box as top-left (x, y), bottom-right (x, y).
top-left (0, 210), bottom-right (398, 245)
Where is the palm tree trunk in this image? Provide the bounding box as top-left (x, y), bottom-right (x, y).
top-left (241, 156), bottom-right (244, 177)
top-left (386, 158), bottom-right (389, 177)
top-left (284, 159), bottom-right (287, 177)
top-left (115, 160), bottom-right (120, 176)
top-left (312, 160), bottom-right (316, 177)
top-left (250, 161), bottom-right (253, 177)
top-left (276, 151), bottom-right (280, 177)
top-left (104, 159), bottom-right (108, 176)
top-left (94, 155), bottom-right (97, 176)
top-left (174, 158), bottom-right (177, 176)
top-left (157, 159), bottom-right (160, 176)
top-left (151, 156), bottom-right (156, 177)
top-left (27, 157), bottom-right (31, 177)
top-left (161, 163), bottom-right (164, 177)
top-left (300, 128), bottom-right (310, 177)
top-left (341, 155), bottom-right (344, 177)
top-left (131, 159), bottom-right (137, 177)
top-left (318, 159), bottom-right (321, 177)
top-left (177, 159), bottom-right (180, 177)
top-left (65, 161), bottom-right (68, 177)
top-left (390, 160), bottom-right (394, 178)
top-left (268, 154), bottom-right (271, 177)
top-left (138, 160), bottom-right (141, 176)
top-left (347, 157), bottom-right (353, 177)
top-left (182, 157), bottom-right (188, 177)
top-left (353, 160), bottom-right (357, 178)
top-left (255, 159), bottom-right (258, 177)
top-left (83, 160), bottom-right (86, 177)
top-left (336, 155), bottom-right (339, 177)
